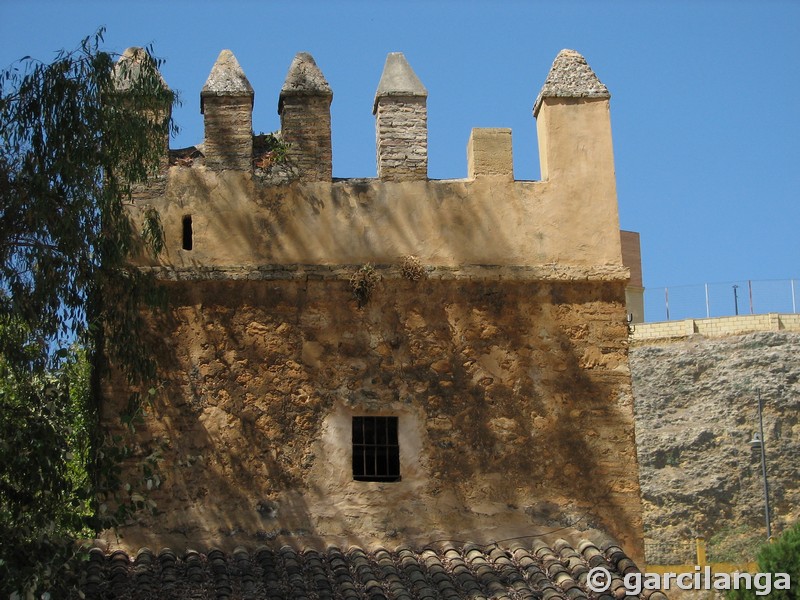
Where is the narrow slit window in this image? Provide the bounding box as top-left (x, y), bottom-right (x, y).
top-left (182, 215), bottom-right (193, 251)
top-left (352, 416), bottom-right (400, 482)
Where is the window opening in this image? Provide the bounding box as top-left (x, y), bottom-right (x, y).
top-left (182, 215), bottom-right (193, 251)
top-left (352, 416), bottom-right (400, 482)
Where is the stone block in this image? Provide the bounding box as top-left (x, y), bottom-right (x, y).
top-left (467, 128), bottom-right (513, 179)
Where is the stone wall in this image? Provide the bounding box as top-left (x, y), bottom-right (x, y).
top-left (373, 53), bottom-right (428, 181)
top-left (200, 50), bottom-right (253, 172)
top-left (374, 99), bottom-right (428, 180)
top-left (279, 53), bottom-right (333, 181)
top-left (279, 96), bottom-right (333, 180)
top-left (103, 275), bottom-right (642, 556)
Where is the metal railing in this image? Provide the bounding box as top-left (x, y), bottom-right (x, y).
top-left (644, 279), bottom-right (798, 323)
top-left (645, 538), bottom-right (759, 573)
top-left (644, 540), bottom-right (695, 565)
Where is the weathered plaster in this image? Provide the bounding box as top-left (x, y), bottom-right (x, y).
top-left (103, 278), bottom-right (642, 559)
top-left (131, 169), bottom-right (624, 271)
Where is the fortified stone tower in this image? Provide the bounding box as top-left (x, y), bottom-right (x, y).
top-left (105, 48), bottom-right (644, 564)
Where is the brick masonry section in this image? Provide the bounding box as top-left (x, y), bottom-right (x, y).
top-left (375, 99), bottom-right (427, 180)
top-left (631, 313), bottom-right (800, 341)
top-left (203, 97), bottom-right (253, 171)
top-left (280, 96), bottom-right (332, 181)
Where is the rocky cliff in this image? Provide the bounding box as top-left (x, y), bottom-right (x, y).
top-left (630, 331), bottom-right (800, 564)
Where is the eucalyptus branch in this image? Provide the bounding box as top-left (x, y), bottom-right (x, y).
top-left (1, 28), bottom-right (176, 595)
top-left (0, 238), bottom-right (62, 252)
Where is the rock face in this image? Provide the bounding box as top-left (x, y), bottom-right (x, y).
top-left (630, 331), bottom-right (800, 563)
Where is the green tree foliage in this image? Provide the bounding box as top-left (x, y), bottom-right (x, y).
top-left (0, 29), bottom-right (171, 369)
top-left (0, 320), bottom-right (93, 595)
top-left (0, 30), bottom-right (175, 596)
top-left (726, 522), bottom-right (800, 600)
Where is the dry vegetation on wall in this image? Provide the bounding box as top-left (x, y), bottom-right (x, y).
top-left (399, 255), bottom-right (426, 282)
top-left (349, 264), bottom-right (380, 307)
top-left (630, 331), bottom-right (800, 564)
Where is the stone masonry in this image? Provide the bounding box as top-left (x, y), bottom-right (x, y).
top-left (373, 53), bottom-right (428, 180)
top-left (106, 49), bottom-right (644, 564)
top-left (201, 50), bottom-right (254, 172)
top-left (279, 53), bottom-right (333, 181)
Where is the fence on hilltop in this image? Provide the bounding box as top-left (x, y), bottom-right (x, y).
top-left (643, 279), bottom-right (798, 323)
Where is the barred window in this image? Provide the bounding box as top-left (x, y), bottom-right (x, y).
top-left (352, 416), bottom-right (400, 482)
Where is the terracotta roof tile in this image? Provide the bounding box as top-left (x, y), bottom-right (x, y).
top-left (79, 539), bottom-right (668, 599)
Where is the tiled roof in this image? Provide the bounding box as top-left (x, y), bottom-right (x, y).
top-left (82, 538), bottom-right (667, 599)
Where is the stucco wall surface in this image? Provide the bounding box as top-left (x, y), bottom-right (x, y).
top-left (130, 159), bottom-right (625, 273)
top-left (103, 277), bottom-right (642, 558)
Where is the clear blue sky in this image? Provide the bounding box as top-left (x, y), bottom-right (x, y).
top-left (2, 1), bottom-right (798, 320)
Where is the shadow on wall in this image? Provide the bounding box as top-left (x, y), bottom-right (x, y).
top-left (102, 277), bottom-right (640, 558)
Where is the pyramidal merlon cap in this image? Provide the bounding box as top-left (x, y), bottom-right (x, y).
top-left (373, 52), bottom-right (427, 114)
top-left (279, 52), bottom-right (332, 112)
top-left (201, 49), bottom-right (254, 112)
top-left (112, 47), bottom-right (169, 92)
top-left (533, 49), bottom-right (609, 117)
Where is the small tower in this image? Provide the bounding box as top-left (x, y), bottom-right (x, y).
top-left (533, 49), bottom-right (612, 183)
top-left (533, 49), bottom-right (622, 265)
top-left (201, 50), bottom-right (254, 171)
top-left (278, 52), bottom-right (333, 181)
top-left (112, 47), bottom-right (172, 172)
top-left (373, 53), bottom-right (428, 181)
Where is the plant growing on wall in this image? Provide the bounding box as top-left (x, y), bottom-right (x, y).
top-left (350, 263), bottom-right (379, 308)
top-left (253, 132), bottom-right (290, 170)
top-left (400, 255), bottom-right (426, 281)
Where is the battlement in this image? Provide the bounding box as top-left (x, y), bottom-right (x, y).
top-left (126, 49), bottom-right (625, 280)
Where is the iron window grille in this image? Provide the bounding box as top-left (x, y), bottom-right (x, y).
top-left (352, 416), bottom-right (400, 482)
